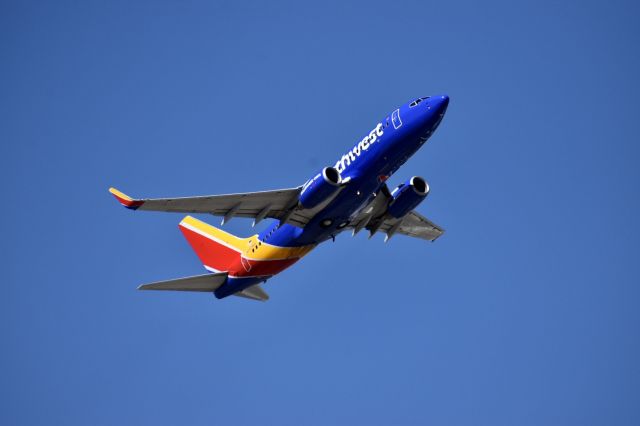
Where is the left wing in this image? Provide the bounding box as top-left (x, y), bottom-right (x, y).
top-left (373, 211), bottom-right (445, 242)
top-left (109, 186), bottom-right (317, 227)
top-left (348, 184), bottom-right (445, 242)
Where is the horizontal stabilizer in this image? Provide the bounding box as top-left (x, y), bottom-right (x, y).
top-left (138, 272), bottom-right (228, 292)
top-left (233, 284), bottom-right (269, 301)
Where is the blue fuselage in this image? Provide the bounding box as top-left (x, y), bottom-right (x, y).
top-left (213, 95), bottom-right (450, 298)
top-left (261, 95), bottom-right (449, 248)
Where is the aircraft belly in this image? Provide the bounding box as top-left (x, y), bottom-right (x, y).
top-left (228, 257), bottom-right (301, 277)
top-left (292, 176), bottom-right (383, 245)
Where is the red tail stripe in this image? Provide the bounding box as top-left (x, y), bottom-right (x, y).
top-left (179, 224), bottom-right (239, 272)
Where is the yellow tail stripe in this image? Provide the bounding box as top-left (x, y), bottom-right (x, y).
top-left (181, 216), bottom-right (315, 261)
top-left (180, 216), bottom-right (248, 250)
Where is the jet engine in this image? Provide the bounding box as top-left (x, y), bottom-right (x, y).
top-left (299, 167), bottom-right (343, 209)
top-left (387, 176), bottom-right (429, 218)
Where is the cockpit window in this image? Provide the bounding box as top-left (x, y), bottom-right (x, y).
top-left (409, 97), bottom-right (431, 107)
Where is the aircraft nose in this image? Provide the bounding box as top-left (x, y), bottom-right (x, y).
top-left (432, 94), bottom-right (449, 115)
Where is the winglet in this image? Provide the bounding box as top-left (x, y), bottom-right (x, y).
top-left (109, 187), bottom-right (144, 210)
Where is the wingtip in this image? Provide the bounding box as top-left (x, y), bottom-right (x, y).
top-left (109, 187), bottom-right (144, 210)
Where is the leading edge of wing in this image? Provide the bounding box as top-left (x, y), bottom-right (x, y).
top-left (108, 186), bottom-right (303, 223)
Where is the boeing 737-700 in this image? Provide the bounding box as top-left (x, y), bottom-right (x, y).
top-left (110, 95), bottom-right (449, 301)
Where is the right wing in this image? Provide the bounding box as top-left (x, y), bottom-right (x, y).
top-left (109, 186), bottom-right (319, 227)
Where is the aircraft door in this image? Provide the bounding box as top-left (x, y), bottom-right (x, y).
top-left (240, 256), bottom-right (252, 272)
top-left (241, 238), bottom-right (255, 272)
top-left (392, 109), bottom-right (402, 129)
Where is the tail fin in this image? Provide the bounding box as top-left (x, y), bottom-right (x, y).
top-left (179, 215), bottom-right (249, 273)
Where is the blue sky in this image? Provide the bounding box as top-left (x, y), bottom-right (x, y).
top-left (1, 0), bottom-right (639, 424)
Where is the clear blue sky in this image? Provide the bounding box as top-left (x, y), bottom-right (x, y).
top-left (2, 1), bottom-right (639, 424)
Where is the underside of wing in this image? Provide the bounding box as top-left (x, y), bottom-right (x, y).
top-left (109, 182), bottom-right (347, 228)
top-left (376, 211), bottom-right (445, 242)
top-left (110, 186), bottom-right (313, 227)
top-left (348, 184), bottom-right (445, 242)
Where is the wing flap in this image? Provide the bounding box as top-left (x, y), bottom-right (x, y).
top-left (138, 272), bottom-right (228, 292)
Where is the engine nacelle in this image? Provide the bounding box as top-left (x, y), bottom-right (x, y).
top-left (387, 176), bottom-right (430, 218)
top-left (299, 167), bottom-right (342, 209)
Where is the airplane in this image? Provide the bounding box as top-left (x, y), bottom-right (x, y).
top-left (110, 94), bottom-right (449, 301)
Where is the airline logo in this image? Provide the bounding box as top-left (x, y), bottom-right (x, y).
top-left (335, 123), bottom-right (384, 173)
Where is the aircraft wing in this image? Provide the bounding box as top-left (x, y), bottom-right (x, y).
top-left (348, 184), bottom-right (444, 242)
top-left (109, 186), bottom-right (315, 227)
top-left (373, 211), bottom-right (445, 242)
